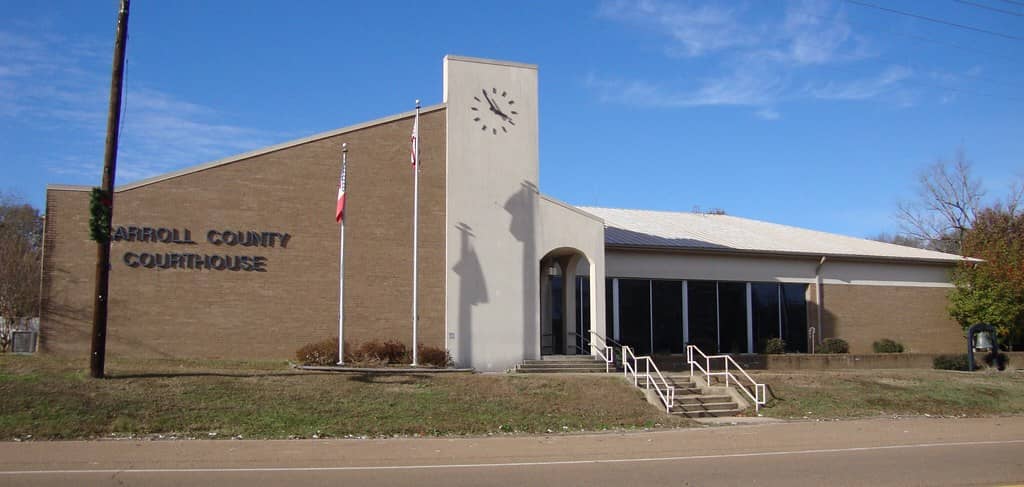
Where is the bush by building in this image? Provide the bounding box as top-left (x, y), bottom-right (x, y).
top-left (764, 338), bottom-right (786, 354)
top-left (872, 338), bottom-right (905, 353)
top-left (294, 338), bottom-right (454, 368)
top-left (295, 337), bottom-right (339, 366)
top-left (933, 354), bottom-right (970, 371)
top-left (820, 338), bottom-right (849, 354)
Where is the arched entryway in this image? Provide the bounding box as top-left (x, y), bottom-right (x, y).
top-left (539, 248), bottom-right (591, 356)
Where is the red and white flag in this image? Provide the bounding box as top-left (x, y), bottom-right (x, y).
top-left (335, 158), bottom-right (347, 223)
top-left (410, 110), bottom-right (419, 167)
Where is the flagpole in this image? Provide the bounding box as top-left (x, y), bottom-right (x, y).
top-left (412, 100), bottom-right (420, 366)
top-left (338, 143), bottom-right (347, 365)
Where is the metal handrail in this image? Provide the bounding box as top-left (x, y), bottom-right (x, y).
top-left (589, 330), bottom-right (625, 349)
top-left (570, 335), bottom-right (615, 373)
top-left (622, 346), bottom-right (675, 413)
top-left (587, 330), bottom-right (617, 373)
top-left (687, 345), bottom-right (767, 412)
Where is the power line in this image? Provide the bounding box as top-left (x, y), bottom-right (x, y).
top-left (994, 0), bottom-right (1024, 7)
top-left (843, 0), bottom-right (1024, 41)
top-left (954, 0), bottom-right (1024, 17)
top-left (796, 9), bottom-right (1024, 83)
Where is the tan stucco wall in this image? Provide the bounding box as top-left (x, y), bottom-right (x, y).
top-left (537, 195), bottom-right (607, 355)
top-left (443, 56), bottom-right (541, 371)
top-left (606, 250), bottom-right (955, 288)
top-left (39, 109), bottom-right (446, 359)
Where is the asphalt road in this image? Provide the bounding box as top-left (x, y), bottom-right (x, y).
top-left (1, 416), bottom-right (1022, 486)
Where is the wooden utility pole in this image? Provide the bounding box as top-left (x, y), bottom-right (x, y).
top-left (90, 0), bottom-right (130, 379)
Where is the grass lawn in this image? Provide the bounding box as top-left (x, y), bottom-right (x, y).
top-left (757, 369), bottom-right (1024, 419)
top-left (5, 356), bottom-right (1024, 440)
top-left (0, 355), bottom-right (689, 440)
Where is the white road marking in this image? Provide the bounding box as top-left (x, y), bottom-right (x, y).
top-left (2, 439), bottom-right (1022, 475)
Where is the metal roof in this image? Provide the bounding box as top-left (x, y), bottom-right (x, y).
top-left (578, 206), bottom-right (974, 264)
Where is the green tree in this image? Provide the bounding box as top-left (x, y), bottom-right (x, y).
top-left (0, 192), bottom-right (43, 351)
top-left (949, 207), bottom-right (1024, 349)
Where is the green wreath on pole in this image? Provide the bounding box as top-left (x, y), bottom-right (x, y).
top-left (89, 187), bottom-right (112, 243)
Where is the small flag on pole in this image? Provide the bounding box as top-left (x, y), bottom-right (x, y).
top-left (335, 154), bottom-right (347, 223)
top-left (410, 110), bottom-right (419, 167)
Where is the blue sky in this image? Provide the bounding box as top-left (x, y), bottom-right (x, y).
top-left (1, 0), bottom-right (1021, 238)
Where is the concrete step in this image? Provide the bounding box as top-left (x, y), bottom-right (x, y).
top-left (676, 401), bottom-right (739, 413)
top-left (676, 408), bottom-right (744, 418)
top-left (662, 380), bottom-right (696, 388)
top-left (518, 362), bottom-right (607, 369)
top-left (537, 355), bottom-right (604, 362)
top-left (674, 394), bottom-right (733, 405)
top-left (514, 367), bottom-right (609, 374)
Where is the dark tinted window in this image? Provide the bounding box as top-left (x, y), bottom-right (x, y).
top-left (576, 276), bottom-right (590, 352)
top-left (686, 280), bottom-right (718, 353)
top-left (751, 283), bottom-right (780, 353)
top-left (618, 279), bottom-right (652, 355)
top-left (652, 280), bottom-right (684, 354)
top-left (717, 282), bottom-right (748, 354)
top-left (781, 283), bottom-right (808, 353)
top-left (605, 278), bottom-right (615, 340)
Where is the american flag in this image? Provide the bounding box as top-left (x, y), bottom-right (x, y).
top-left (335, 154), bottom-right (347, 223)
top-left (410, 110), bottom-right (419, 168)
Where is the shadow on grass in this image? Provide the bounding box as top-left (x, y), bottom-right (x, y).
top-left (105, 371), bottom-right (336, 380)
top-left (349, 373), bottom-right (431, 385)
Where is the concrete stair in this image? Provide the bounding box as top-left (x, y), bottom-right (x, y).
top-left (515, 355), bottom-right (610, 373)
top-left (515, 360), bottom-right (746, 417)
top-left (660, 373), bottom-right (742, 418)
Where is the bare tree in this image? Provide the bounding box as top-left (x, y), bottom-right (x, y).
top-left (897, 149), bottom-right (984, 254)
top-left (869, 232), bottom-right (926, 249)
top-left (897, 149), bottom-right (1024, 255)
top-left (0, 192), bottom-right (43, 351)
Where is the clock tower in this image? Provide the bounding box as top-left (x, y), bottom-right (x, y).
top-left (443, 56), bottom-right (541, 370)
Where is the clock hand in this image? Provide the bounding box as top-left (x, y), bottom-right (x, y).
top-left (481, 89), bottom-right (514, 124)
top-left (482, 89), bottom-right (501, 113)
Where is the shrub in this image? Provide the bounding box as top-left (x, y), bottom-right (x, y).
top-left (933, 354), bottom-right (970, 371)
top-left (982, 351), bottom-right (1010, 371)
top-left (297, 339), bottom-right (453, 368)
top-left (295, 337), bottom-right (339, 366)
top-left (763, 338), bottom-right (786, 354)
top-left (820, 338), bottom-right (849, 354)
top-left (418, 344), bottom-right (452, 367)
top-left (346, 340), bottom-right (409, 365)
top-left (872, 338), bottom-right (904, 353)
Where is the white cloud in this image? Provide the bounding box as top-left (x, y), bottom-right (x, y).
top-left (808, 65), bottom-right (913, 100)
top-left (598, 0), bottom-right (758, 57)
top-left (755, 107), bottom-right (780, 120)
top-left (592, 1), bottom-right (910, 111)
top-left (0, 25), bottom-right (274, 183)
top-left (586, 52), bottom-right (794, 112)
top-left (587, 67), bottom-right (786, 109)
top-left (767, 0), bottom-right (870, 66)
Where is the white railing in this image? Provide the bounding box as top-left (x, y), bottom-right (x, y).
top-left (588, 330), bottom-right (616, 373)
top-left (687, 345), bottom-right (767, 412)
top-left (622, 346), bottom-right (675, 413)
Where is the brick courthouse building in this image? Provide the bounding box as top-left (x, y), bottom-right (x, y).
top-left (40, 56), bottom-right (969, 371)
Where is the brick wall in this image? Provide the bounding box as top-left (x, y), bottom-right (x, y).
top-left (39, 109), bottom-right (446, 359)
top-left (810, 283), bottom-right (963, 353)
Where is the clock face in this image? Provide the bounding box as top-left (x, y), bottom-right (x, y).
top-left (471, 87), bottom-right (518, 135)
